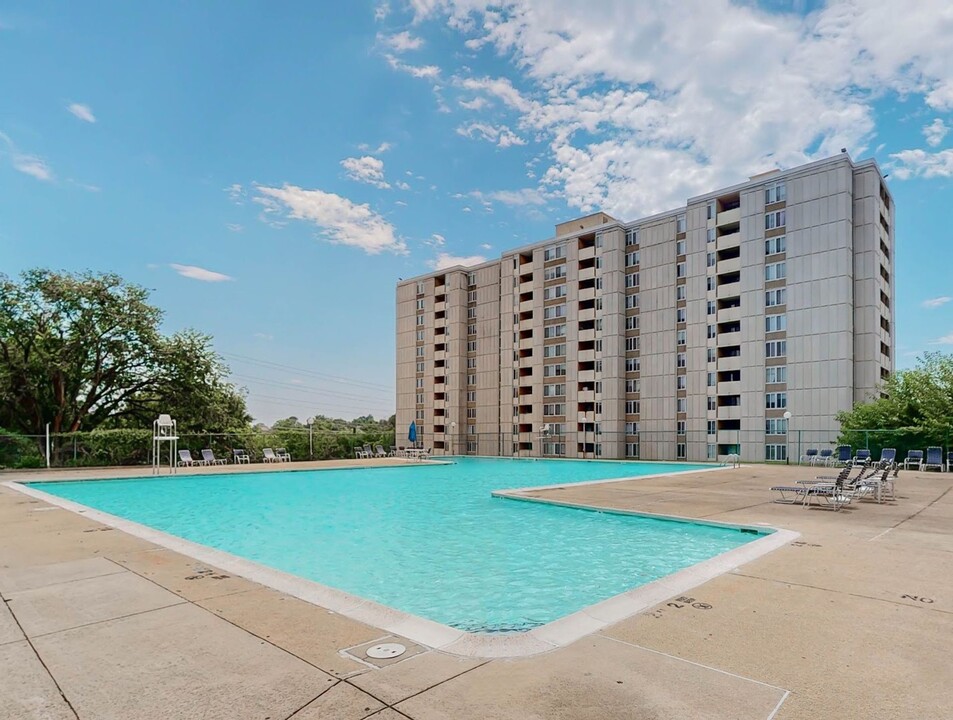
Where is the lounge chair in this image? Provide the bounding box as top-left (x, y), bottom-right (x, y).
top-left (799, 449), bottom-right (818, 466)
top-left (803, 470), bottom-right (875, 510)
top-left (354, 448), bottom-right (367, 459)
top-left (276, 448), bottom-right (291, 462)
top-left (771, 465), bottom-right (852, 504)
top-left (201, 449), bottom-right (227, 465)
top-left (833, 445), bottom-right (852, 467)
top-left (232, 449), bottom-right (251, 464)
top-left (851, 449), bottom-right (871, 467)
top-left (362, 444), bottom-right (374, 458)
top-left (877, 448), bottom-right (897, 468)
top-left (262, 448), bottom-right (279, 463)
top-left (388, 446), bottom-right (397, 457)
top-left (948, 452), bottom-right (953, 472)
top-left (177, 449), bottom-right (203, 466)
top-left (816, 448), bottom-right (834, 466)
top-left (374, 444), bottom-right (388, 458)
top-left (923, 446), bottom-right (944, 472)
top-left (902, 450), bottom-right (923, 470)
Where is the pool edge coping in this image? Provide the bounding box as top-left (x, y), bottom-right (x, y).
top-left (3, 477), bottom-right (798, 659)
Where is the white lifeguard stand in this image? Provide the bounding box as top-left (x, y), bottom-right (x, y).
top-left (152, 414), bottom-right (178, 475)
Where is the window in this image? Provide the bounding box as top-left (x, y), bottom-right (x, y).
top-left (543, 343), bottom-right (566, 358)
top-left (677, 375), bottom-right (687, 390)
top-left (416, 329), bottom-right (424, 341)
top-left (416, 378), bottom-right (424, 388)
top-left (467, 324), bottom-right (476, 335)
top-left (595, 339), bottom-right (603, 352)
top-left (416, 361), bottom-right (425, 372)
top-left (595, 233), bottom-right (605, 248)
top-left (549, 423), bottom-right (564, 436)
top-left (467, 340), bottom-right (477, 352)
top-left (625, 272), bottom-right (640, 288)
top-left (677, 352), bottom-right (686, 368)
top-left (625, 228), bottom-right (639, 246)
top-left (543, 384), bottom-right (566, 397)
top-left (466, 391), bottom-right (476, 402)
top-left (676, 262), bottom-right (686, 278)
top-left (707, 227), bottom-right (716, 243)
top-left (708, 324), bottom-right (717, 339)
top-left (676, 240), bottom-right (686, 256)
top-left (416, 346), bottom-right (425, 357)
top-left (626, 442), bottom-right (640, 458)
top-left (626, 357), bottom-right (641, 372)
top-left (544, 265), bottom-right (566, 281)
top-left (765, 418), bottom-right (789, 435)
top-left (765, 288), bottom-right (786, 307)
top-left (543, 363), bottom-right (566, 377)
top-left (677, 398), bottom-right (687, 413)
top-left (467, 307), bottom-right (476, 319)
top-left (765, 235), bottom-right (786, 255)
top-left (416, 281), bottom-right (425, 294)
top-left (625, 251), bottom-right (640, 267)
top-left (765, 444), bottom-right (788, 461)
top-left (543, 324), bottom-right (566, 338)
top-left (543, 442), bottom-right (566, 456)
top-left (416, 314), bottom-right (425, 326)
top-left (707, 372), bottom-right (716, 387)
top-left (467, 408), bottom-right (477, 419)
top-left (543, 285), bottom-right (566, 300)
top-left (677, 421), bottom-right (686, 435)
top-left (466, 441), bottom-right (478, 453)
top-left (625, 294), bottom-right (640, 309)
top-left (543, 244), bottom-right (565, 261)
top-left (765, 392), bottom-right (787, 409)
top-left (765, 181), bottom-right (786, 204)
top-left (626, 336), bottom-right (640, 351)
top-left (708, 444), bottom-right (717, 460)
top-left (766, 340), bottom-right (787, 358)
top-left (625, 379), bottom-right (640, 393)
top-left (707, 420), bottom-right (716, 435)
top-left (708, 397), bottom-right (717, 411)
top-left (467, 290), bottom-right (477, 303)
top-left (707, 277), bottom-right (715, 291)
top-left (676, 214), bottom-right (686, 233)
top-left (543, 304), bottom-right (566, 319)
top-left (466, 357), bottom-right (477, 369)
top-left (467, 374), bottom-right (476, 386)
top-left (416, 393), bottom-right (424, 404)
top-left (543, 403), bottom-right (565, 416)
top-left (707, 348), bottom-right (716, 362)
top-left (625, 422), bottom-right (639, 434)
top-left (416, 298), bottom-right (425, 310)
top-left (625, 315), bottom-right (640, 330)
top-left (677, 330), bottom-right (687, 346)
top-left (676, 443), bottom-right (686, 459)
top-left (677, 308), bottom-right (687, 323)
top-left (625, 400), bottom-right (640, 414)
top-left (707, 201), bottom-right (715, 220)
top-left (765, 210), bottom-right (786, 229)
top-left (765, 314), bottom-right (787, 332)
top-left (707, 300), bottom-right (716, 315)
top-left (467, 272), bottom-right (476, 286)
top-left (765, 262), bottom-right (786, 281)
top-left (415, 409), bottom-right (424, 420)
top-left (766, 365), bottom-right (787, 384)
top-left (707, 252), bottom-right (716, 267)
top-left (677, 285), bottom-right (687, 301)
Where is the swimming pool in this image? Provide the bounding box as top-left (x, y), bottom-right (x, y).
top-left (26, 458), bottom-right (767, 637)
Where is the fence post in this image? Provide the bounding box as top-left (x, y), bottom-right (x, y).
top-left (864, 430), bottom-right (869, 450)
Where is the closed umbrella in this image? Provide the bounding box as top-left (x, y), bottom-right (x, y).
top-left (408, 421), bottom-right (417, 448)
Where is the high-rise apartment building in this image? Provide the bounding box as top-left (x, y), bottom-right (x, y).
top-left (396, 154), bottom-right (895, 462)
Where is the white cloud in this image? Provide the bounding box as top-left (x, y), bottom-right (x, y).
top-left (407, 0), bottom-right (953, 217)
top-left (427, 233), bottom-right (446, 246)
top-left (480, 243), bottom-right (492, 250)
top-left (395, 200), bottom-right (408, 206)
top-left (456, 121), bottom-right (525, 147)
top-left (254, 184), bottom-right (407, 255)
top-left (67, 103), bottom-right (96, 123)
top-left (379, 31), bottom-right (424, 51)
top-left (226, 223), bottom-right (244, 232)
top-left (169, 264), bottom-right (234, 282)
top-left (458, 97), bottom-right (489, 110)
top-left (396, 180), bottom-right (411, 190)
top-left (374, 1), bottom-right (390, 21)
top-left (0, 131), bottom-right (54, 182)
top-left (385, 54), bottom-right (440, 78)
top-left (923, 119), bottom-right (949, 147)
top-left (428, 252), bottom-right (486, 270)
top-left (225, 183), bottom-right (245, 203)
top-left (484, 188), bottom-right (547, 206)
top-left (889, 149), bottom-right (953, 179)
top-left (931, 333), bottom-right (953, 345)
top-left (358, 141), bottom-right (392, 154)
top-left (922, 296), bottom-right (952, 309)
top-left (341, 155), bottom-right (391, 189)
top-left (462, 206), bottom-right (472, 212)
top-left (253, 332), bottom-right (274, 341)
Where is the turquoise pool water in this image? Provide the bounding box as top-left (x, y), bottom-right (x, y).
top-left (30, 458), bottom-right (761, 632)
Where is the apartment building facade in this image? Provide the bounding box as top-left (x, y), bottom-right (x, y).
top-left (396, 154), bottom-right (895, 462)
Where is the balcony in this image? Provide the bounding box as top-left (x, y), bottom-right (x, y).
top-left (718, 380), bottom-right (742, 395)
top-left (577, 390), bottom-right (596, 403)
top-left (578, 369), bottom-right (595, 383)
top-left (578, 328), bottom-right (596, 343)
top-left (716, 231), bottom-right (741, 251)
top-left (578, 286), bottom-right (596, 302)
top-left (434, 349), bottom-right (446, 362)
top-left (716, 207), bottom-right (741, 227)
top-left (716, 430), bottom-right (742, 445)
top-left (578, 245), bottom-right (596, 261)
top-left (718, 354), bottom-right (742, 372)
top-left (577, 349), bottom-right (595, 363)
top-left (434, 300), bottom-right (446, 313)
top-left (716, 256), bottom-right (742, 274)
top-left (578, 307), bottom-right (596, 323)
top-left (519, 299), bottom-right (534, 314)
top-left (716, 281), bottom-right (741, 300)
top-left (717, 405), bottom-right (741, 421)
top-left (578, 266), bottom-right (597, 283)
top-left (717, 330), bottom-right (742, 347)
top-left (717, 305), bottom-right (742, 324)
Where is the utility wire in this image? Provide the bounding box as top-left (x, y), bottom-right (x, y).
top-left (222, 352), bottom-right (394, 392)
top-left (231, 372), bottom-right (392, 402)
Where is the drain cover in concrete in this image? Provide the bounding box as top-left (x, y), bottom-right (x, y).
top-left (366, 643), bottom-right (406, 659)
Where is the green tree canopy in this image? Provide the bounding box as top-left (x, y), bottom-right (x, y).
top-left (0, 269), bottom-right (250, 436)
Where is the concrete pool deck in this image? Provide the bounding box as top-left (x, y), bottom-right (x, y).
top-left (2, 460), bottom-right (951, 719)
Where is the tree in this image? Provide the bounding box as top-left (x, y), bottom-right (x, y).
top-left (0, 269), bottom-right (250, 438)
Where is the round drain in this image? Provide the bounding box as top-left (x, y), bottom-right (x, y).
top-left (366, 642), bottom-right (406, 659)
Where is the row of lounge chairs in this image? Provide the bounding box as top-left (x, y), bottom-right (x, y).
top-left (176, 448), bottom-right (291, 466)
top-left (772, 463), bottom-right (899, 509)
top-left (798, 446), bottom-right (949, 471)
top-left (353, 445), bottom-right (432, 460)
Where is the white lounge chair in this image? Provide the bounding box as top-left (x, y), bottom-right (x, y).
top-left (177, 449), bottom-right (203, 466)
top-left (923, 446), bottom-right (944, 472)
top-left (275, 448), bottom-right (291, 462)
top-left (262, 448), bottom-right (279, 463)
top-left (201, 449), bottom-right (227, 465)
top-left (232, 449), bottom-right (251, 464)
top-left (902, 450), bottom-right (923, 470)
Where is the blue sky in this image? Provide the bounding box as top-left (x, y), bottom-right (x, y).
top-left (1, 1), bottom-right (951, 424)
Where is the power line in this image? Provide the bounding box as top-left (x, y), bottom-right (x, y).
top-left (231, 372), bottom-right (392, 402)
top-left (222, 352), bottom-right (395, 392)
top-left (245, 392), bottom-right (394, 417)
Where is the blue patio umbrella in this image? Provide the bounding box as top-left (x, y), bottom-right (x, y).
top-left (408, 421), bottom-right (417, 447)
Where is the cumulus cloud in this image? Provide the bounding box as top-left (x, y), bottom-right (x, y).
top-left (930, 333), bottom-right (953, 345)
top-left (456, 121), bottom-right (525, 147)
top-left (889, 149), bottom-right (953, 179)
top-left (922, 296), bottom-right (952, 309)
top-left (169, 264), bottom-right (234, 282)
top-left (0, 131), bottom-right (54, 181)
top-left (425, 233), bottom-right (446, 246)
top-left (67, 103), bottom-right (96, 123)
top-left (225, 183), bottom-right (245, 203)
top-left (385, 54), bottom-right (440, 78)
top-left (923, 119), bottom-right (949, 147)
top-left (254, 184), bottom-right (407, 254)
top-left (341, 155), bottom-right (390, 188)
top-left (459, 97), bottom-right (489, 110)
top-left (400, 0), bottom-right (953, 217)
top-left (357, 141), bottom-right (392, 154)
top-left (428, 252), bottom-right (486, 270)
top-left (378, 31), bottom-right (424, 51)
top-left (374, 1), bottom-right (390, 21)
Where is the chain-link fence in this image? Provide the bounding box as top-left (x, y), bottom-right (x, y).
top-left (3, 426), bottom-right (949, 470)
